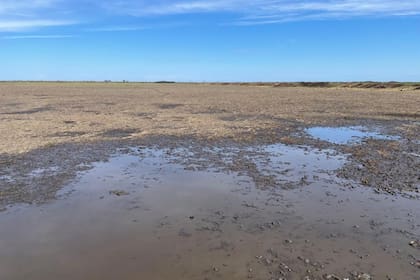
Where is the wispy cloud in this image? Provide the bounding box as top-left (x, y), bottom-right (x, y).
top-left (100, 0), bottom-right (420, 24)
top-left (100, 0), bottom-right (237, 16)
top-left (0, 0), bottom-right (77, 32)
top-left (85, 21), bottom-right (187, 32)
top-left (1, 34), bottom-right (74, 39)
top-left (1, 0), bottom-right (420, 33)
top-left (0, 0), bottom-right (66, 20)
top-left (0, 19), bottom-right (76, 32)
top-left (85, 26), bottom-right (147, 32)
top-left (0, 0), bottom-right (59, 14)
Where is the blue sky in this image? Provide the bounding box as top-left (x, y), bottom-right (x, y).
top-left (0, 0), bottom-right (419, 82)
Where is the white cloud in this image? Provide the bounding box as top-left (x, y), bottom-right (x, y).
top-left (0, 0), bottom-right (77, 32)
top-left (239, 0), bottom-right (420, 25)
top-left (85, 21), bottom-right (187, 32)
top-left (85, 26), bottom-right (146, 32)
top-left (0, 19), bottom-right (76, 32)
top-left (1, 34), bottom-right (74, 39)
top-left (1, 0), bottom-right (419, 32)
top-left (100, 0), bottom-right (238, 16)
top-left (0, 0), bottom-right (59, 15)
top-left (100, 0), bottom-right (420, 24)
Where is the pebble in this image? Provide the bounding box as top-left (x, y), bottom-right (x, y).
top-left (409, 240), bottom-right (419, 248)
top-left (109, 190), bottom-right (129, 196)
top-left (357, 273), bottom-right (372, 280)
top-left (323, 274), bottom-right (340, 280)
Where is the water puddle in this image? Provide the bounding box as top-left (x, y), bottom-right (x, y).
top-left (0, 145), bottom-right (418, 280)
top-left (306, 126), bottom-right (400, 144)
top-left (28, 166), bottom-right (60, 177)
top-left (0, 175), bottom-right (13, 182)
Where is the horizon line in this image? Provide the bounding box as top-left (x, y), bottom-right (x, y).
top-left (1, 80), bottom-right (419, 84)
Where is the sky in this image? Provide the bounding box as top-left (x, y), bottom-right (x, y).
top-left (0, 0), bottom-right (419, 82)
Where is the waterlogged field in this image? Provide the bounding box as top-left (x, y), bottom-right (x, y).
top-left (0, 83), bottom-right (419, 279)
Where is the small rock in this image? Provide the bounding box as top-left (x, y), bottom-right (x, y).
top-left (178, 228), bottom-right (192, 238)
top-left (357, 273), bottom-right (372, 280)
top-left (409, 240), bottom-right (419, 248)
top-left (323, 274), bottom-right (340, 280)
top-left (109, 190), bottom-right (129, 196)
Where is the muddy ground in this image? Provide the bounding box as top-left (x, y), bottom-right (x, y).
top-left (0, 82), bottom-right (418, 205)
top-left (0, 82), bottom-right (419, 279)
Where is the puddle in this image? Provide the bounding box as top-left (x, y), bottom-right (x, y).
top-left (28, 166), bottom-right (60, 177)
top-left (0, 175), bottom-right (13, 182)
top-left (0, 145), bottom-right (418, 280)
top-left (306, 126), bottom-right (400, 144)
top-left (256, 144), bottom-right (346, 183)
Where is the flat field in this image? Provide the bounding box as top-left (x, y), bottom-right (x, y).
top-left (0, 83), bottom-right (419, 279)
top-left (0, 82), bottom-right (418, 154)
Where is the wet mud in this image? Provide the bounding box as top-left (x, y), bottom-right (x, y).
top-left (0, 140), bottom-right (419, 279)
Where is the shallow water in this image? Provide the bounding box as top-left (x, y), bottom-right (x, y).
top-left (0, 145), bottom-right (418, 280)
top-left (306, 126), bottom-right (400, 144)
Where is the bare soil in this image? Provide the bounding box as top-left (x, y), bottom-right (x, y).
top-left (0, 82), bottom-right (419, 206)
top-left (0, 82), bottom-right (419, 279)
top-left (0, 82), bottom-right (419, 155)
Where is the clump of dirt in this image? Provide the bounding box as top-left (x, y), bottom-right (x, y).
top-left (48, 131), bottom-right (87, 137)
top-left (155, 103), bottom-right (184, 109)
top-left (338, 139), bottom-right (419, 194)
top-left (382, 112), bottom-right (420, 118)
top-left (100, 128), bottom-right (138, 138)
top-left (0, 106), bottom-right (53, 115)
top-left (109, 190), bottom-right (130, 196)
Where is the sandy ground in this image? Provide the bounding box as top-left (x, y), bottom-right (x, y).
top-left (0, 82), bottom-right (419, 155)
